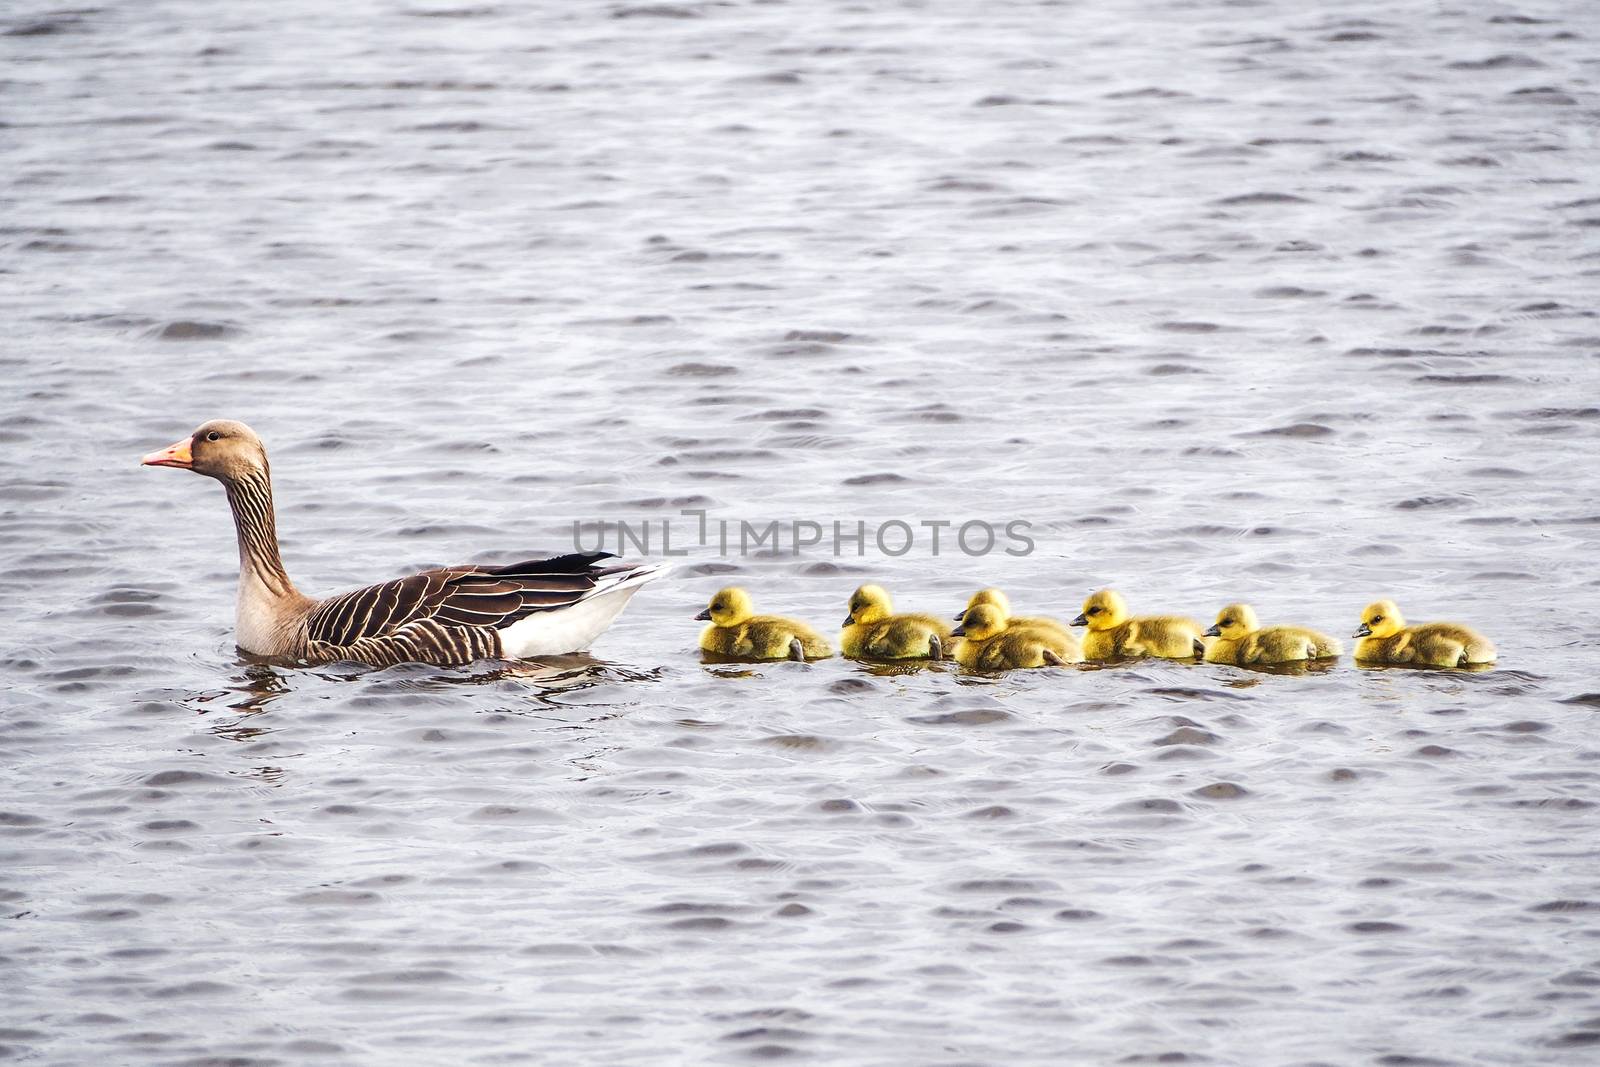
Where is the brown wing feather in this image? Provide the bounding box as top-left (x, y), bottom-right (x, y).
top-left (305, 552), bottom-right (622, 646)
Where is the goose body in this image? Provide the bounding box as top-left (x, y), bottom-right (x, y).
top-left (952, 604), bottom-right (1081, 669)
top-left (1353, 599), bottom-right (1495, 668)
top-left (695, 587), bottom-right (831, 662)
top-left (955, 588), bottom-right (1077, 644)
top-left (1204, 603), bottom-right (1341, 665)
top-left (841, 584), bottom-right (951, 661)
top-left (1073, 589), bottom-right (1206, 660)
top-left (142, 420), bottom-right (665, 667)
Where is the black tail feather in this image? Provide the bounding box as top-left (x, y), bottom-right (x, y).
top-left (485, 551), bottom-right (618, 577)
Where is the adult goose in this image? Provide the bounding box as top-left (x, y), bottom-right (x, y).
top-left (142, 419), bottom-right (666, 667)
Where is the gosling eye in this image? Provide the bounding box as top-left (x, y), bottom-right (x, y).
top-left (1371, 615), bottom-right (1383, 624)
top-left (1087, 607), bottom-right (1102, 616)
top-left (1221, 618), bottom-right (1234, 626)
top-left (206, 430), bottom-right (221, 442)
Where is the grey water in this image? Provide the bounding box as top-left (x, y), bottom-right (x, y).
top-left (3, 1), bottom-right (1600, 1064)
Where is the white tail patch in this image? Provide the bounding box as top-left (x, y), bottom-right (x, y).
top-left (497, 561), bottom-right (669, 657)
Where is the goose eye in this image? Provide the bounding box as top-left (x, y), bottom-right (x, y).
top-left (1371, 615), bottom-right (1383, 623)
top-left (1088, 607), bottom-right (1101, 616)
top-left (1221, 618), bottom-right (1233, 626)
top-left (206, 431), bottom-right (221, 442)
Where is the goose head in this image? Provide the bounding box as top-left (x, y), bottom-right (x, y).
top-left (695, 586), bottom-right (754, 627)
top-left (952, 603), bottom-right (1007, 641)
top-left (1355, 599), bottom-right (1404, 640)
top-left (844, 584), bottom-right (892, 627)
top-left (1072, 588), bottom-right (1127, 630)
top-left (956, 587), bottom-right (1009, 621)
top-left (1206, 603), bottom-right (1259, 640)
top-left (142, 420), bottom-right (267, 483)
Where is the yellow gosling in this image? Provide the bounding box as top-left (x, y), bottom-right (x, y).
top-left (1353, 599), bottom-right (1495, 668)
top-left (1072, 588), bottom-right (1206, 660)
top-left (841, 583), bottom-right (951, 661)
top-left (1203, 603), bottom-right (1342, 665)
top-left (955, 588), bottom-right (1077, 643)
top-left (952, 603), bottom-right (1082, 669)
top-left (695, 586), bottom-right (832, 662)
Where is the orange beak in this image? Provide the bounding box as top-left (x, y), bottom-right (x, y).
top-left (141, 436), bottom-right (194, 469)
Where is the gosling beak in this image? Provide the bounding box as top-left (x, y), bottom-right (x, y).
top-left (951, 623), bottom-right (967, 638)
top-left (842, 614), bottom-right (855, 627)
top-left (952, 609), bottom-right (965, 620)
top-left (1070, 613), bottom-right (1087, 627)
top-left (693, 608), bottom-right (712, 621)
top-left (1204, 625), bottom-right (1221, 638)
top-left (1353, 623), bottom-right (1372, 638)
top-left (141, 436), bottom-right (194, 469)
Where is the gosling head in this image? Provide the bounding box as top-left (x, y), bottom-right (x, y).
top-left (952, 603), bottom-right (1007, 642)
top-left (141, 419), bottom-right (268, 484)
top-left (1205, 603), bottom-right (1260, 640)
top-left (956, 587), bottom-right (1010, 621)
top-left (695, 586), bottom-right (754, 627)
top-left (844, 583), bottom-right (893, 627)
top-left (1355, 599), bottom-right (1404, 640)
top-left (1071, 588), bottom-right (1127, 630)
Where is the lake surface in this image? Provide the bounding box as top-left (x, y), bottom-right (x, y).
top-left (4, 1), bottom-right (1600, 1064)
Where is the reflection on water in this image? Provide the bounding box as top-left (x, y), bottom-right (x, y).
top-left (5, 0), bottom-right (1600, 1064)
top-left (1219, 659), bottom-right (1342, 680)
